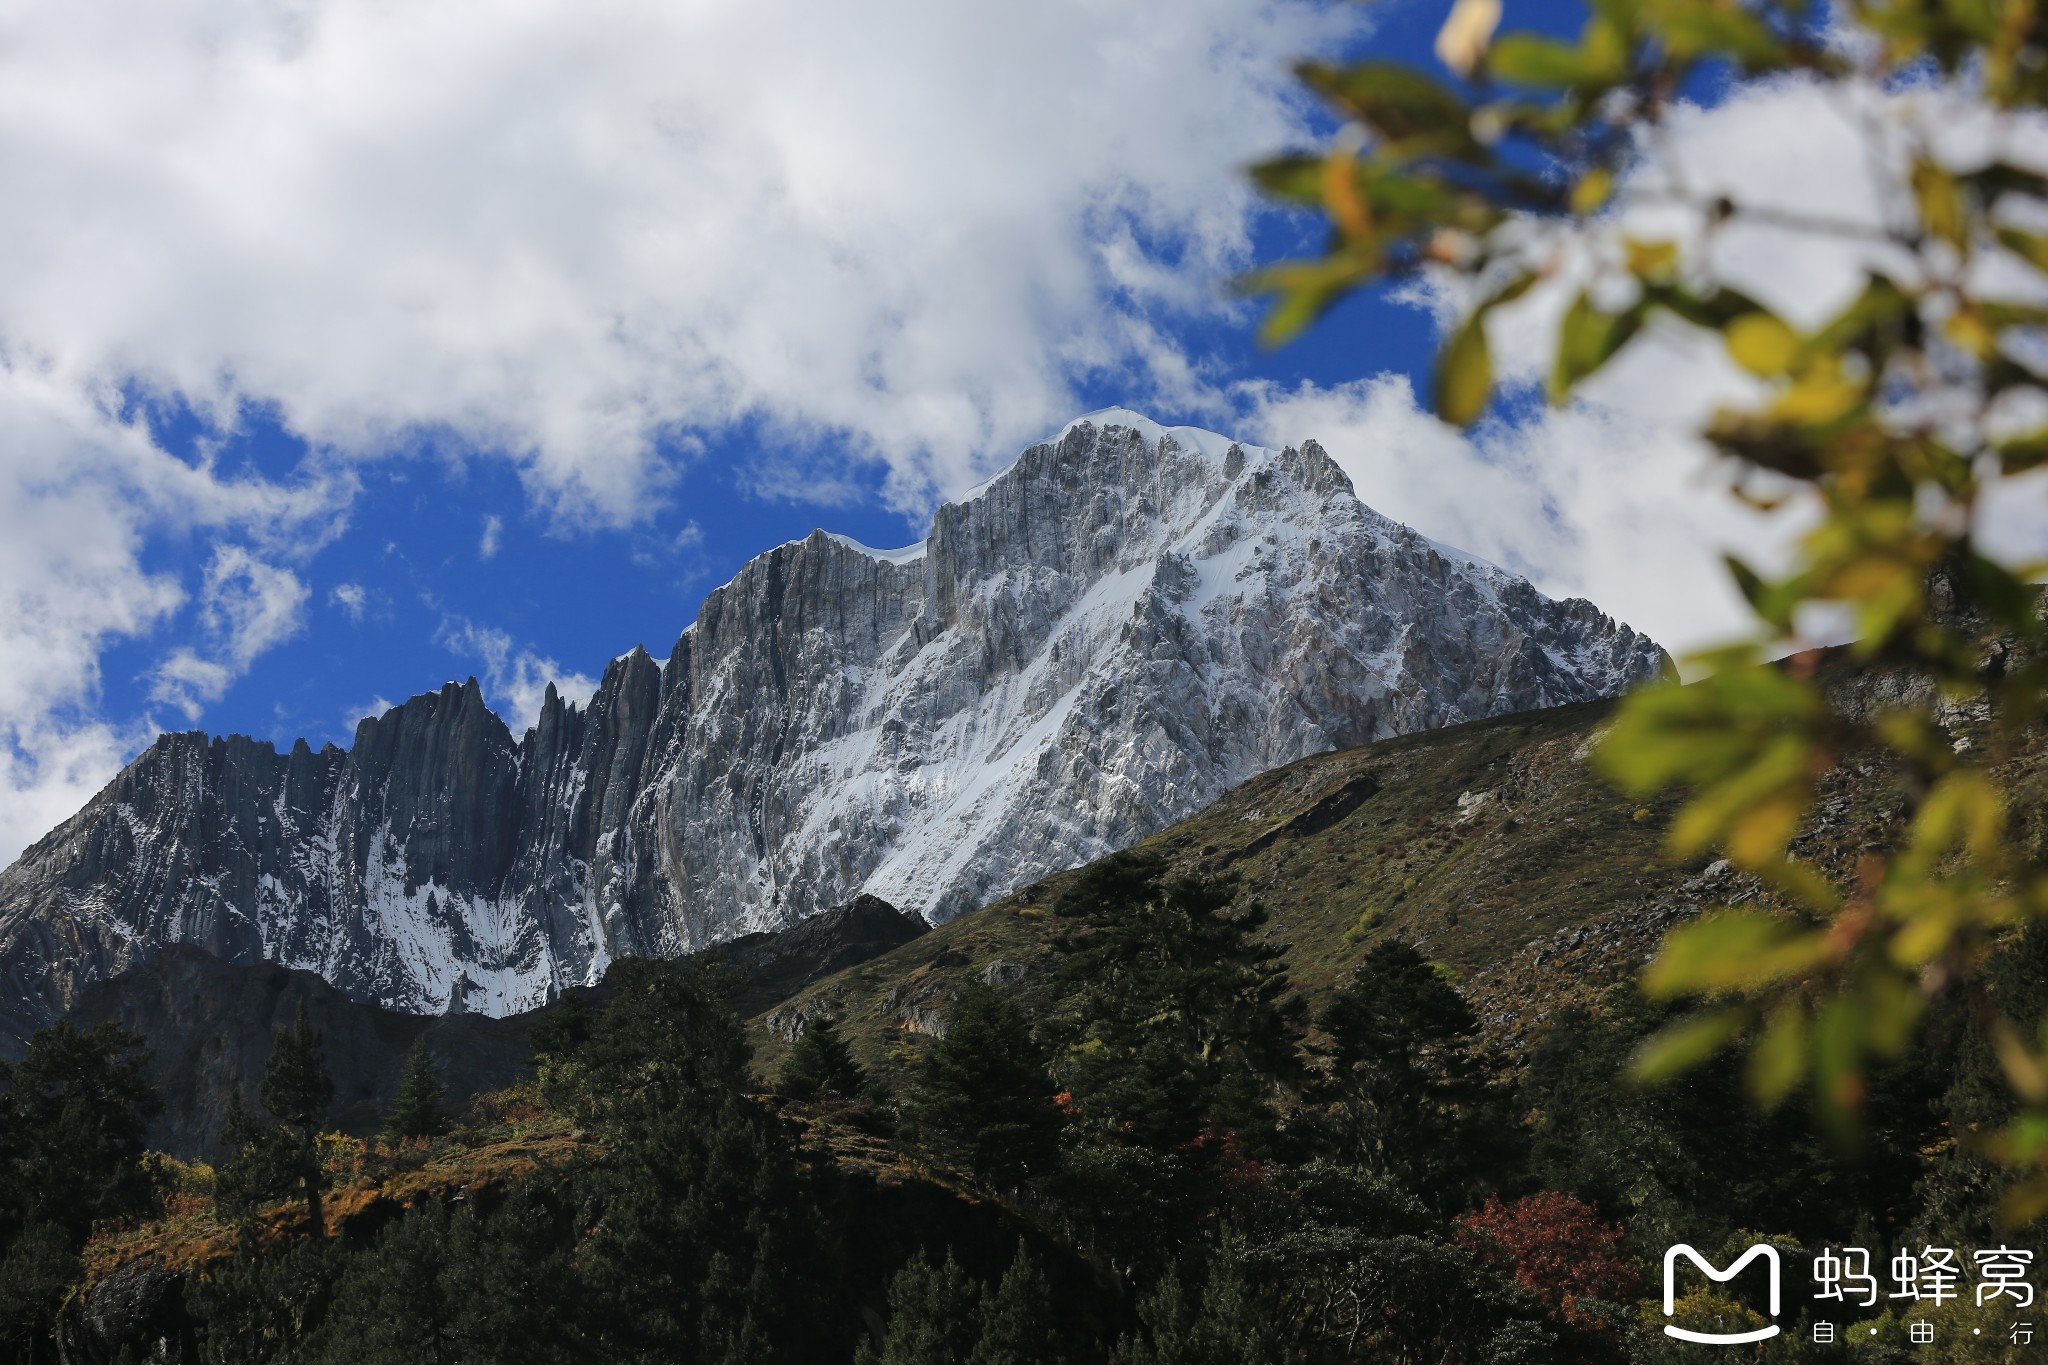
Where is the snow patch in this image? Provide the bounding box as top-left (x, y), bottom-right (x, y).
top-left (825, 532), bottom-right (928, 565)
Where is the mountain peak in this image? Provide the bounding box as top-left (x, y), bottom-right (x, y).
top-left (0, 414), bottom-right (1664, 1044)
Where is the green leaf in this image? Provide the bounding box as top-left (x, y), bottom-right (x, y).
top-left (1812, 994), bottom-right (1867, 1144)
top-left (1245, 255), bottom-right (1372, 348)
top-left (1298, 61), bottom-right (1475, 152)
top-left (1630, 1007), bottom-right (1751, 1083)
top-left (1746, 1004), bottom-right (1810, 1107)
top-left (1435, 308), bottom-right (1493, 426)
top-left (1642, 910), bottom-right (1827, 998)
top-left (1998, 226), bottom-right (2048, 274)
top-left (1551, 292), bottom-right (1642, 400)
top-left (1487, 33), bottom-right (1596, 86)
top-left (1247, 155), bottom-right (1326, 207)
top-left (1645, 0), bottom-right (1783, 63)
top-left (1721, 554), bottom-right (1798, 632)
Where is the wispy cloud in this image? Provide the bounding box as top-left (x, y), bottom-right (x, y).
top-left (330, 582), bottom-right (368, 622)
top-left (434, 617), bottom-right (597, 731)
top-left (147, 546), bottom-right (311, 720)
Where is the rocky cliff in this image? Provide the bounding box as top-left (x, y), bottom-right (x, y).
top-left (0, 409), bottom-right (1666, 1045)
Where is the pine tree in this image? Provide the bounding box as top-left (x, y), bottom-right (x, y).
top-left (967, 1244), bottom-right (1063, 1365)
top-left (1049, 851), bottom-right (1302, 1149)
top-left (262, 999), bottom-right (336, 1132)
top-left (186, 1224), bottom-right (339, 1365)
top-left (213, 1090), bottom-right (306, 1216)
top-left (383, 1038), bottom-right (450, 1145)
top-left (906, 983), bottom-right (1060, 1188)
top-left (303, 1184), bottom-right (578, 1365)
top-left (572, 960), bottom-right (832, 1363)
top-left (1319, 939), bottom-right (1499, 1197)
top-left (778, 1015), bottom-right (866, 1101)
top-left (257, 998), bottom-right (335, 1235)
top-left (0, 1021), bottom-right (160, 1361)
top-left (1109, 1250), bottom-right (1287, 1365)
top-left (856, 1251), bottom-right (981, 1365)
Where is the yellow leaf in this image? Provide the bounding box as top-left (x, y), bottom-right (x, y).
top-left (1998, 226), bottom-right (2048, 274)
top-left (1571, 168), bottom-right (1614, 216)
top-left (1998, 1175), bottom-right (2048, 1231)
top-left (1321, 146), bottom-right (1372, 242)
top-left (1724, 313), bottom-right (1799, 376)
top-left (1435, 309), bottom-right (1493, 426)
top-left (1726, 790), bottom-right (1808, 866)
top-left (1911, 159), bottom-right (1968, 249)
top-left (1943, 307), bottom-right (1997, 359)
top-left (1771, 372), bottom-right (1863, 425)
top-left (1626, 238), bottom-right (1680, 283)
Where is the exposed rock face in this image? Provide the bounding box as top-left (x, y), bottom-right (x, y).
top-left (0, 410), bottom-right (1666, 1043)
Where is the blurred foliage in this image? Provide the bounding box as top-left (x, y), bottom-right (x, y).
top-left (1250, 0), bottom-right (2048, 1212)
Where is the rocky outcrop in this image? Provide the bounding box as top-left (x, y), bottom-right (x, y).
top-left (0, 410), bottom-right (1666, 1042)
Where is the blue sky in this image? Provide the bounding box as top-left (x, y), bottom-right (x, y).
top-left (12, 0), bottom-right (2030, 862)
top-left (66, 0), bottom-right (1506, 755)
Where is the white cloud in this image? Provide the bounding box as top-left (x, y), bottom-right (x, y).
top-left (330, 581), bottom-right (367, 621)
top-left (435, 617), bottom-right (597, 732)
top-left (344, 695), bottom-right (396, 732)
top-left (1244, 370), bottom-right (1804, 667)
top-left (0, 362), bottom-right (341, 863)
top-left (1265, 75), bottom-right (2047, 664)
top-left (147, 545), bottom-right (311, 719)
top-left (0, 0), bottom-right (1356, 862)
top-left (478, 515), bottom-right (502, 561)
top-left (0, 0), bottom-right (1355, 521)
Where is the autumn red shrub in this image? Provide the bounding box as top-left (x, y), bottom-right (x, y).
top-left (1456, 1191), bottom-right (1637, 1331)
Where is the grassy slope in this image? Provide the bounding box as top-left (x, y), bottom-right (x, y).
top-left (749, 684), bottom-right (2048, 1085)
top-left (748, 698), bottom-right (1673, 1082)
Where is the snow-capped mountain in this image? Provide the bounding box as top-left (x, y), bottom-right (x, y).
top-left (0, 410), bottom-right (1666, 1043)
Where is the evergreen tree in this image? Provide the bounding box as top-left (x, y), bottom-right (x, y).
top-left (967, 1244), bottom-right (1064, 1365)
top-left (261, 999), bottom-right (336, 1133)
top-left (0, 1021), bottom-right (159, 1244)
top-left (186, 1225), bottom-right (339, 1365)
top-left (906, 982), bottom-right (1060, 1187)
top-left (1318, 939), bottom-right (1502, 1196)
top-left (0, 1020), bottom-right (159, 1361)
top-left (213, 1090), bottom-right (307, 1217)
top-left (529, 990), bottom-right (594, 1060)
top-left (779, 1015), bottom-right (866, 1101)
top-left (572, 960), bottom-right (833, 1363)
top-left (251, 998), bottom-right (335, 1234)
top-left (566, 958), bottom-right (754, 1132)
top-left (856, 1250), bottom-right (982, 1365)
top-left (1108, 1250), bottom-right (1287, 1365)
top-left (305, 1184), bottom-right (578, 1364)
top-left (382, 1038), bottom-right (450, 1145)
top-left (1049, 851), bottom-right (1301, 1149)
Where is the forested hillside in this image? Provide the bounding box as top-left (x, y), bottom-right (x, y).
top-left (12, 674), bottom-right (2045, 1363)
